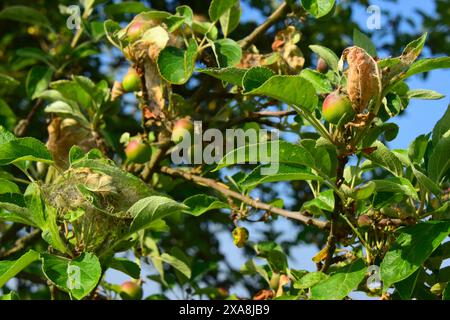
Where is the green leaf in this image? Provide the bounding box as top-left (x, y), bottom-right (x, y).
top-left (428, 130), bottom-right (450, 183)
top-left (353, 29), bottom-right (377, 57)
top-left (26, 66), bottom-right (53, 100)
top-left (0, 74), bottom-right (20, 95)
top-left (310, 259), bottom-right (367, 300)
top-left (412, 166), bottom-right (442, 196)
top-left (432, 105), bottom-right (450, 147)
top-left (404, 57), bottom-right (450, 78)
top-left (401, 33), bottom-right (427, 64)
top-left (381, 221), bottom-right (450, 289)
top-left (176, 6), bottom-right (194, 27)
top-left (299, 69), bottom-right (333, 94)
top-left (309, 45), bottom-right (339, 72)
top-left (215, 141), bottom-right (315, 172)
top-left (408, 134), bottom-right (429, 164)
top-left (128, 196), bottom-right (188, 234)
top-left (242, 66), bottom-right (274, 91)
top-left (301, 0), bottom-right (336, 18)
top-left (240, 164), bottom-right (322, 189)
top-left (110, 258), bottom-right (141, 279)
top-left (0, 178), bottom-right (20, 194)
top-left (0, 126), bottom-right (15, 145)
top-left (157, 39), bottom-right (198, 84)
top-left (0, 291), bottom-right (20, 300)
top-left (157, 253), bottom-right (191, 279)
top-left (16, 48), bottom-right (53, 67)
top-left (209, 0), bottom-right (237, 22)
top-left (394, 268), bottom-right (422, 300)
top-left (197, 67), bottom-right (247, 86)
top-left (219, 1), bottom-right (241, 37)
top-left (407, 89), bottom-right (445, 100)
top-left (0, 250), bottom-right (40, 288)
top-left (213, 39), bottom-right (242, 67)
top-left (242, 67), bottom-right (318, 111)
top-left (41, 252), bottom-right (102, 300)
top-left (302, 189), bottom-right (334, 215)
top-left (0, 99), bottom-right (17, 131)
top-left (362, 122), bottom-right (399, 147)
top-left (24, 183), bottom-right (69, 254)
top-left (0, 193), bottom-right (34, 226)
top-left (294, 271), bottom-right (328, 289)
top-left (104, 2), bottom-right (149, 17)
top-left (241, 259), bottom-right (269, 284)
top-left (183, 194), bottom-right (228, 216)
top-left (0, 6), bottom-right (51, 30)
top-left (103, 19), bottom-right (122, 49)
top-left (0, 137), bottom-right (52, 166)
top-left (372, 177), bottom-right (418, 200)
top-left (364, 141), bottom-right (403, 176)
top-left (352, 181), bottom-right (376, 200)
top-left (44, 100), bottom-right (89, 126)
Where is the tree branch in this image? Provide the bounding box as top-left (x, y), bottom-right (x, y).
top-left (0, 229), bottom-right (41, 259)
top-left (321, 154), bottom-right (348, 272)
top-left (14, 99), bottom-right (43, 137)
top-left (160, 166), bottom-right (329, 229)
top-left (239, 2), bottom-right (289, 50)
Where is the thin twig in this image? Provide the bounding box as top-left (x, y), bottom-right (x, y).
top-left (321, 154), bottom-right (348, 272)
top-left (13, 99), bottom-right (43, 137)
top-left (239, 2), bottom-right (289, 50)
top-left (0, 229), bottom-right (41, 259)
top-left (160, 166), bottom-right (329, 229)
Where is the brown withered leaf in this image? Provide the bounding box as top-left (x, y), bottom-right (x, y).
top-left (253, 289), bottom-right (274, 300)
top-left (272, 26), bottom-right (305, 74)
top-left (143, 59), bottom-right (165, 118)
top-left (47, 117), bottom-right (98, 168)
top-left (237, 52), bottom-right (264, 68)
top-left (111, 81), bottom-right (124, 101)
top-left (342, 46), bottom-right (381, 113)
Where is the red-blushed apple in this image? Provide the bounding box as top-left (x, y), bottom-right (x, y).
top-left (322, 91), bottom-right (354, 124)
top-left (171, 118), bottom-right (194, 143)
top-left (120, 281), bottom-right (143, 300)
top-left (316, 57), bottom-right (328, 73)
top-left (122, 68), bottom-right (141, 92)
top-left (357, 214), bottom-right (373, 228)
top-left (125, 138), bottom-right (151, 164)
top-left (126, 16), bottom-right (152, 42)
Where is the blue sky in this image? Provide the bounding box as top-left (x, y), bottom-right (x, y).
top-left (105, 0), bottom-right (449, 299)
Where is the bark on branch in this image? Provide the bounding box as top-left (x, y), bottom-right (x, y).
top-left (160, 166), bottom-right (329, 229)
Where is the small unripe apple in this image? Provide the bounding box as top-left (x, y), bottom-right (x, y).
top-left (171, 118), bottom-right (194, 144)
top-left (126, 18), bottom-right (152, 42)
top-left (125, 139), bottom-right (152, 164)
top-left (316, 57), bottom-right (328, 73)
top-left (232, 227), bottom-right (249, 248)
top-left (122, 68), bottom-right (141, 92)
top-left (357, 214), bottom-right (372, 228)
top-left (120, 281), bottom-right (143, 300)
top-left (270, 273), bottom-right (280, 291)
top-left (322, 91), bottom-right (354, 124)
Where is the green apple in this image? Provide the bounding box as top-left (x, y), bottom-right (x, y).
top-left (125, 139), bottom-right (151, 164)
top-left (122, 68), bottom-right (141, 92)
top-left (171, 118), bottom-right (194, 143)
top-left (120, 281), bottom-right (143, 300)
top-left (322, 91), bottom-right (354, 124)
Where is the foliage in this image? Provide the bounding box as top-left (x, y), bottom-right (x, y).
top-left (0, 0), bottom-right (449, 300)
